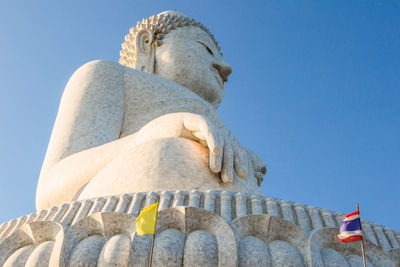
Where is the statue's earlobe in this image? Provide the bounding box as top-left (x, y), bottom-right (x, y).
top-left (135, 29), bottom-right (155, 73)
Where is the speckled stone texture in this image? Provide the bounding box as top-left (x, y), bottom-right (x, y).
top-left (4, 10), bottom-right (399, 267)
top-left (37, 54), bottom-right (264, 210)
top-left (36, 12), bottom-right (266, 211)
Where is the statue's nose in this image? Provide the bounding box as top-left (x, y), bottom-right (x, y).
top-left (213, 60), bottom-right (232, 83)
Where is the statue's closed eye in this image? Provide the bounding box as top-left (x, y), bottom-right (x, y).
top-left (198, 41), bottom-right (214, 56)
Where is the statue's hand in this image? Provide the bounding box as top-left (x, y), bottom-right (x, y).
top-left (136, 112), bottom-right (219, 152)
top-left (135, 112), bottom-right (249, 183)
top-left (246, 149), bottom-right (267, 186)
top-left (214, 126), bottom-right (250, 183)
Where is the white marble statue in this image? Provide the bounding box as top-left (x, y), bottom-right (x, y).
top-left (1, 10), bottom-right (398, 267)
top-left (36, 11), bottom-right (266, 210)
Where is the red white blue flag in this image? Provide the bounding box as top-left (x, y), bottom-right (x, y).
top-left (337, 205), bottom-right (363, 243)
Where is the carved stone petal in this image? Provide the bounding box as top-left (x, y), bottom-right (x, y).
top-left (232, 214), bottom-right (307, 266)
top-left (0, 221), bottom-right (64, 266)
top-left (64, 212), bottom-right (135, 266)
top-left (306, 227), bottom-right (396, 267)
top-left (155, 207), bottom-right (237, 266)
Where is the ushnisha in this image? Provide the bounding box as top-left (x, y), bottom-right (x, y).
top-left (36, 11), bottom-right (266, 210)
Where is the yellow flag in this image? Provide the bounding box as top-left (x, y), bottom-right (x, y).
top-left (135, 202), bottom-right (159, 236)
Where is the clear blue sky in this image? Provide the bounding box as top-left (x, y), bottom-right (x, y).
top-left (0, 1), bottom-right (399, 231)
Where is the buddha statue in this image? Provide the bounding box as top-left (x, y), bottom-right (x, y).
top-left (1, 11), bottom-right (397, 267)
top-left (36, 11), bottom-right (266, 210)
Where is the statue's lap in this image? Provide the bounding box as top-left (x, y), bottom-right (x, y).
top-left (78, 137), bottom-right (263, 200)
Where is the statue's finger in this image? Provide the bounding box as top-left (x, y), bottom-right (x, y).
top-left (198, 122), bottom-right (220, 154)
top-left (260, 164), bottom-right (267, 175)
top-left (255, 171), bottom-right (264, 186)
top-left (249, 150), bottom-right (267, 175)
top-left (221, 143), bottom-right (234, 183)
top-left (243, 150), bottom-right (251, 178)
top-left (183, 115), bottom-right (220, 154)
top-left (192, 131), bottom-right (206, 140)
top-left (233, 142), bottom-right (248, 178)
top-left (209, 133), bottom-right (223, 172)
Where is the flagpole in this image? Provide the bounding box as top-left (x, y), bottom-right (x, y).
top-left (360, 239), bottom-right (366, 267)
top-left (148, 233), bottom-right (155, 267)
top-left (357, 204), bottom-right (366, 267)
top-left (148, 202), bottom-right (159, 267)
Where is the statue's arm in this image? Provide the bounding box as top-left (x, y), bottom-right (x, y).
top-left (135, 112), bottom-right (260, 183)
top-left (36, 60), bottom-right (126, 210)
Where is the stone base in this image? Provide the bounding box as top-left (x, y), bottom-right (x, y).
top-left (0, 191), bottom-right (399, 266)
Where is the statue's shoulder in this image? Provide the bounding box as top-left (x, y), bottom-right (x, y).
top-left (71, 60), bottom-right (148, 83)
top-left (73, 60), bottom-right (124, 77)
top-left (69, 60), bottom-right (191, 96)
top-left (66, 60), bottom-right (140, 94)
top-left (60, 60), bottom-right (127, 100)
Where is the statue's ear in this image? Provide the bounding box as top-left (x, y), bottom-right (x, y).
top-left (135, 29), bottom-right (155, 73)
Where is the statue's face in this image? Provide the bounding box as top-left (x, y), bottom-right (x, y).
top-left (154, 26), bottom-right (232, 107)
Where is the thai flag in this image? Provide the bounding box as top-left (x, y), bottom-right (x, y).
top-left (337, 205), bottom-right (363, 243)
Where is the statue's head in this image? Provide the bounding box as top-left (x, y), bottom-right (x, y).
top-left (120, 11), bottom-right (232, 108)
